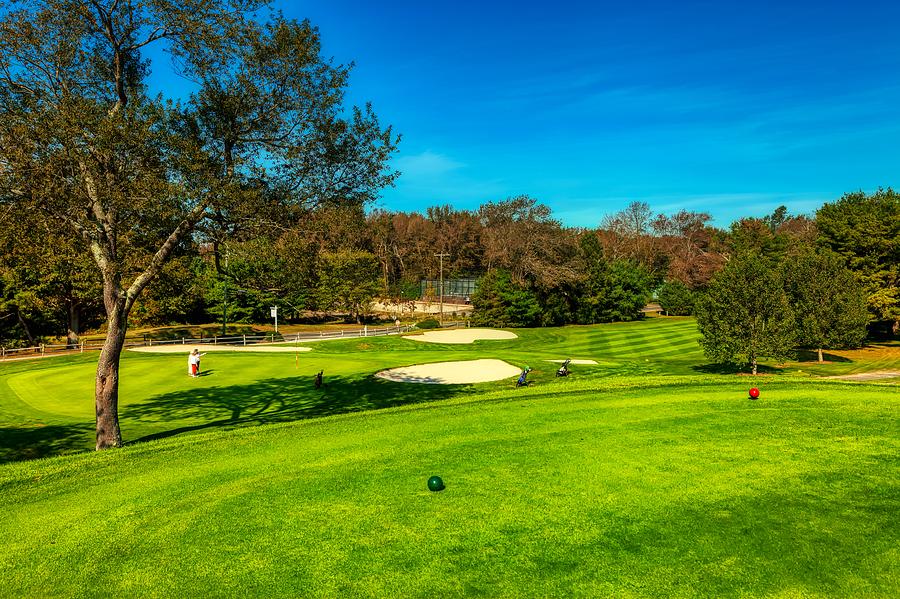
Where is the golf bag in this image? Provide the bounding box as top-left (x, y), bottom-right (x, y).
top-left (516, 367), bottom-right (531, 388)
top-left (556, 359), bottom-right (571, 377)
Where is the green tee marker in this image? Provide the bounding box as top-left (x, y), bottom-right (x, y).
top-left (427, 475), bottom-right (445, 492)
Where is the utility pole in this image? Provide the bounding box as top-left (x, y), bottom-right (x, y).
top-left (222, 247), bottom-right (229, 336)
top-left (434, 252), bottom-right (450, 325)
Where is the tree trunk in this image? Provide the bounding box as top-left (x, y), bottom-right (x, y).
top-left (16, 310), bottom-right (36, 346)
top-left (67, 302), bottom-right (81, 348)
top-left (751, 356), bottom-right (758, 375)
top-left (817, 347), bottom-right (824, 363)
top-left (95, 286), bottom-right (128, 450)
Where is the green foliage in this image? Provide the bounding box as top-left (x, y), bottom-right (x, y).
top-left (603, 260), bottom-right (655, 321)
top-left (131, 256), bottom-right (207, 326)
top-left (415, 318), bottom-right (440, 329)
top-left (781, 249), bottom-right (869, 356)
top-left (470, 269), bottom-right (542, 327)
top-left (695, 252), bottom-right (796, 374)
top-left (315, 251), bottom-right (381, 323)
top-left (817, 188), bottom-right (900, 327)
top-left (575, 234), bottom-right (654, 323)
top-left (657, 280), bottom-right (695, 315)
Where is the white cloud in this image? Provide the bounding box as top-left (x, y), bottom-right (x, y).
top-left (394, 151), bottom-right (465, 179)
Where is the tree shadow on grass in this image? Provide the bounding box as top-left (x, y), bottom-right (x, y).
top-left (127, 374), bottom-right (469, 445)
top-left (794, 350), bottom-right (852, 363)
top-left (0, 423), bottom-right (95, 464)
top-left (692, 363), bottom-right (786, 375)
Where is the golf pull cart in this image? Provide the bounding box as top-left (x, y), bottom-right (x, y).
top-left (516, 366), bottom-right (532, 388)
top-left (556, 359), bottom-right (571, 377)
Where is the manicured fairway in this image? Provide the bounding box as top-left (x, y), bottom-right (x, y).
top-left (0, 318), bottom-right (898, 596)
top-left (0, 318), bottom-right (705, 462)
top-left (1, 376), bottom-right (898, 597)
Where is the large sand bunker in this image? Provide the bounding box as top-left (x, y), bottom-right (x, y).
top-left (130, 344), bottom-right (312, 354)
top-left (406, 328), bottom-right (517, 344)
top-left (375, 359), bottom-right (521, 384)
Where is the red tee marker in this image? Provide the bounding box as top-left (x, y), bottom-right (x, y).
top-left (749, 387), bottom-right (760, 400)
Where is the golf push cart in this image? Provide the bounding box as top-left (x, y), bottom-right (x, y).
top-left (516, 366), bottom-right (532, 388)
top-left (556, 359), bottom-right (571, 377)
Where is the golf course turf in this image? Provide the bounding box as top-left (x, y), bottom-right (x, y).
top-left (1, 318), bottom-right (898, 597)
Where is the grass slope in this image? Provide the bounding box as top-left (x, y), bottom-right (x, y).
top-left (0, 318), bottom-right (898, 596)
top-left (0, 318), bottom-right (705, 462)
top-left (1, 377), bottom-right (898, 597)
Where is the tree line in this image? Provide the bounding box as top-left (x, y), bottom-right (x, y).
top-left (4, 189), bottom-right (896, 347)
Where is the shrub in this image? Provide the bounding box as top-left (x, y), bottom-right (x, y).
top-left (416, 318), bottom-right (441, 329)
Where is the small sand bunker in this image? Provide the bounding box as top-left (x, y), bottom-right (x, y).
top-left (130, 344), bottom-right (312, 354)
top-left (375, 359), bottom-right (521, 384)
top-left (546, 359), bottom-right (598, 365)
top-left (406, 328), bottom-right (518, 344)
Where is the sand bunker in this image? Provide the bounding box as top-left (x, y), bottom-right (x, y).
top-left (375, 359), bottom-right (521, 384)
top-left (406, 328), bottom-right (517, 344)
top-left (546, 359), bottom-right (598, 365)
top-left (130, 344), bottom-right (312, 354)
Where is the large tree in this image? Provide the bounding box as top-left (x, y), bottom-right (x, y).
top-left (782, 248), bottom-right (869, 362)
top-left (0, 1), bottom-right (398, 448)
top-left (816, 189), bottom-right (900, 333)
top-left (695, 252), bottom-right (796, 374)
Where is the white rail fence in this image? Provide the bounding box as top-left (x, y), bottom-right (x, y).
top-left (0, 321), bottom-right (467, 361)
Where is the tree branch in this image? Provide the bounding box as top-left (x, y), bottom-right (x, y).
top-left (124, 200), bottom-right (210, 311)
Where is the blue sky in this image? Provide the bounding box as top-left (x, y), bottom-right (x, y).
top-left (152, 1), bottom-right (900, 227)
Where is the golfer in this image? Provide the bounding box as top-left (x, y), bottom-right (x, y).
top-left (188, 348), bottom-right (206, 377)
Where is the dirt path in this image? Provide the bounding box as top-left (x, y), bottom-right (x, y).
top-left (825, 371), bottom-right (900, 381)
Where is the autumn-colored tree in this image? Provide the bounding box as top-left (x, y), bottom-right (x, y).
top-left (651, 210), bottom-right (726, 288)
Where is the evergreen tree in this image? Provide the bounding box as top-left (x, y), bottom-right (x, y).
top-left (817, 188), bottom-right (900, 334)
top-left (657, 280), bottom-right (695, 316)
top-left (471, 269), bottom-right (541, 327)
top-left (576, 234), bottom-right (653, 323)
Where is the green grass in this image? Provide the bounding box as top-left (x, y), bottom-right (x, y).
top-left (1, 318), bottom-right (898, 597)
